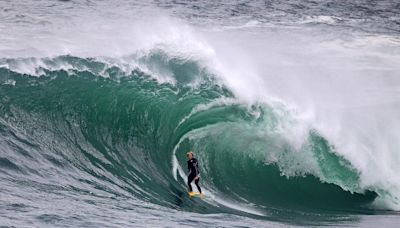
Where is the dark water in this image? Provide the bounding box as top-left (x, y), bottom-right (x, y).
top-left (1, 1), bottom-right (400, 227)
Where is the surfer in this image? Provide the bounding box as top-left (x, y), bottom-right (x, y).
top-left (187, 151), bottom-right (202, 195)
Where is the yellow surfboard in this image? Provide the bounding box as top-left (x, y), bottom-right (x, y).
top-left (188, 192), bottom-right (205, 198)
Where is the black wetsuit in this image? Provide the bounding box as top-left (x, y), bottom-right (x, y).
top-left (187, 158), bottom-right (202, 193)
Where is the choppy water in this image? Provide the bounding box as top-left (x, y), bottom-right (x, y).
top-left (1, 1), bottom-right (400, 227)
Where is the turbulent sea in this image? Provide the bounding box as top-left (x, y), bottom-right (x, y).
top-left (1, 0), bottom-right (400, 227)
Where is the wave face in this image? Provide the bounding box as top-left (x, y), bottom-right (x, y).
top-left (0, 54), bottom-right (380, 225)
top-left (1, 0), bottom-right (400, 227)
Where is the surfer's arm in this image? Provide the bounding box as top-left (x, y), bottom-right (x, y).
top-left (194, 160), bottom-right (200, 178)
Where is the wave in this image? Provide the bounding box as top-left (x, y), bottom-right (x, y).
top-left (0, 54), bottom-right (381, 222)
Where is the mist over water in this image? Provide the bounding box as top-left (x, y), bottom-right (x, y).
top-left (1, 0), bottom-right (400, 227)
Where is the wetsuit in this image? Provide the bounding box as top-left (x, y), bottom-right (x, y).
top-left (187, 157), bottom-right (202, 193)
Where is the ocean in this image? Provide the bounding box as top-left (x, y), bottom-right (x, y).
top-left (1, 0), bottom-right (400, 227)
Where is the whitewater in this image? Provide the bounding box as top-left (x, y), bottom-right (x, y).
top-left (1, 0), bottom-right (400, 227)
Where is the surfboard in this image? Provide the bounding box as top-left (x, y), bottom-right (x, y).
top-left (188, 192), bottom-right (205, 198)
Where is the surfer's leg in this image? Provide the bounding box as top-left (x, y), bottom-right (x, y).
top-left (195, 178), bottom-right (202, 193)
top-left (187, 175), bottom-right (194, 192)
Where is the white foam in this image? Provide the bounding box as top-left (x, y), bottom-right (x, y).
top-left (299, 15), bottom-right (340, 24)
top-left (201, 27), bottom-right (400, 209)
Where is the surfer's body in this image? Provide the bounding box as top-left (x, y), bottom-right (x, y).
top-left (187, 152), bottom-right (202, 194)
